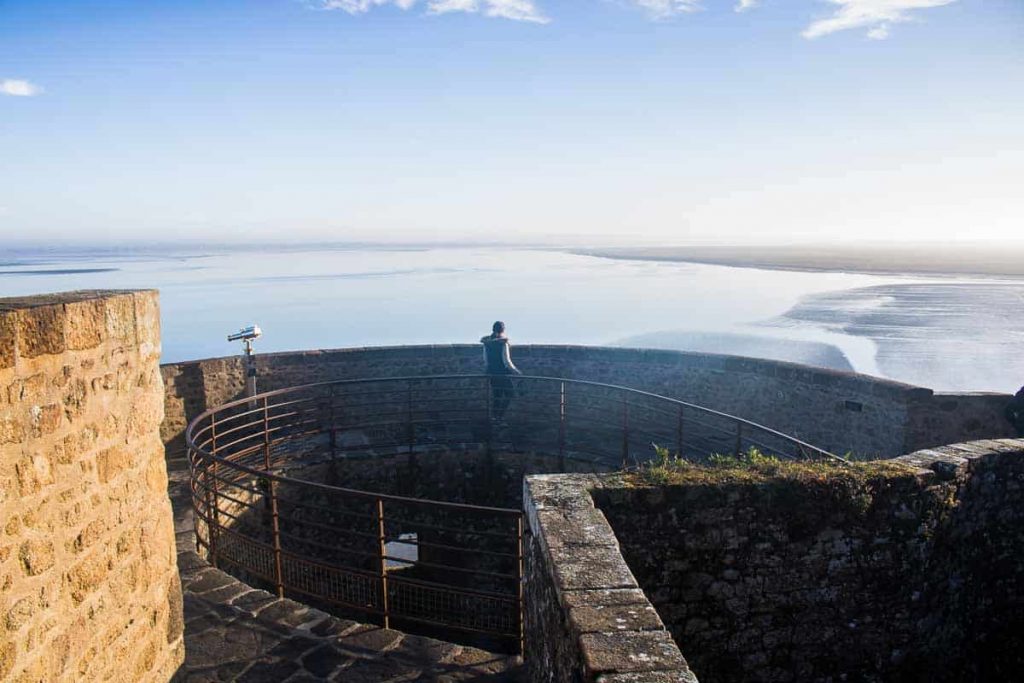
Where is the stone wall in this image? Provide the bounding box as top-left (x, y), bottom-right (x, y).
top-left (161, 345), bottom-right (1016, 460)
top-left (581, 439), bottom-right (1024, 682)
top-left (523, 474), bottom-right (698, 682)
top-left (0, 291), bottom-right (184, 681)
top-left (905, 392), bottom-right (1017, 451)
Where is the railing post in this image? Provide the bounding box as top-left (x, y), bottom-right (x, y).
top-left (269, 481), bottom-right (285, 598)
top-left (485, 376), bottom-right (493, 457)
top-left (407, 380), bottom-right (414, 455)
top-left (516, 513), bottom-right (525, 657)
top-left (261, 395), bottom-right (284, 597)
top-left (189, 445), bottom-right (201, 554)
top-left (201, 458), bottom-right (214, 559)
top-left (558, 381), bottom-right (566, 471)
top-left (209, 414), bottom-right (220, 567)
top-left (735, 420), bottom-right (743, 457)
top-left (262, 395), bottom-right (273, 469)
top-left (376, 498), bottom-right (390, 629)
top-left (329, 384), bottom-right (337, 456)
top-left (621, 397), bottom-right (629, 469)
top-left (676, 404), bottom-right (684, 458)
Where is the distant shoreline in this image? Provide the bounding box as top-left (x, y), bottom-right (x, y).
top-left (572, 246), bottom-right (1024, 280)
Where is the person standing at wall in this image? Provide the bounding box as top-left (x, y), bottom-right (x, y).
top-left (481, 321), bottom-right (522, 421)
top-left (1006, 386), bottom-right (1024, 437)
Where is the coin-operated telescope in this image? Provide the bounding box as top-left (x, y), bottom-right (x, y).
top-left (227, 325), bottom-right (262, 400)
top-left (227, 324), bottom-right (262, 345)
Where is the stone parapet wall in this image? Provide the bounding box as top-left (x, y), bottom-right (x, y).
top-left (161, 345), bottom-right (1016, 460)
top-left (524, 440), bottom-right (1024, 683)
top-left (0, 291), bottom-right (184, 681)
top-left (523, 474), bottom-right (698, 682)
top-left (526, 439), bottom-right (1024, 682)
top-left (905, 392), bottom-right (1017, 453)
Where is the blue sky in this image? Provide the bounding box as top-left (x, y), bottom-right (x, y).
top-left (1, 0), bottom-right (1022, 244)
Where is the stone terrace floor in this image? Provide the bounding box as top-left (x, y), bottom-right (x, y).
top-left (166, 451), bottom-right (524, 682)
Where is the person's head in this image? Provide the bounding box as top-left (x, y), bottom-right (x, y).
top-left (492, 321), bottom-right (505, 336)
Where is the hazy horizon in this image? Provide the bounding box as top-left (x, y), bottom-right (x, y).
top-left (6, 237), bottom-right (1024, 250)
top-left (3, 244), bottom-right (1022, 392)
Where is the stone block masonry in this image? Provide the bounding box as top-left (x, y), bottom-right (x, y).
top-left (523, 474), bottom-right (698, 682)
top-left (0, 291), bottom-right (184, 681)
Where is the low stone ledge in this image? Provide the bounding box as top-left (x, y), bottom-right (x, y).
top-left (523, 474), bottom-right (698, 683)
top-left (892, 438), bottom-right (1024, 480)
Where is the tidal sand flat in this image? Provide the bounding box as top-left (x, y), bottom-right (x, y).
top-left (576, 245), bottom-right (1024, 279)
top-left (613, 330), bottom-right (854, 372)
top-left (773, 282), bottom-right (1024, 393)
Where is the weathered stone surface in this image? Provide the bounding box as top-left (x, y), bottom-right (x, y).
top-left (0, 310), bottom-right (16, 369)
top-left (523, 475), bottom-right (695, 683)
top-left (0, 290), bottom-right (182, 682)
top-left (524, 442), bottom-right (1024, 682)
top-left (596, 671), bottom-right (699, 683)
top-left (64, 298), bottom-right (106, 351)
top-left (549, 544), bottom-right (639, 593)
top-left (581, 631), bottom-right (689, 674)
top-left (16, 303), bottom-right (66, 359)
top-left (568, 601), bottom-right (664, 634)
top-left (592, 441), bottom-right (1024, 683)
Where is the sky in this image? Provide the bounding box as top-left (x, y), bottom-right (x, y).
top-left (1, 0), bottom-right (1022, 246)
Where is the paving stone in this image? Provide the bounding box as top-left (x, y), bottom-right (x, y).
top-left (302, 644), bottom-right (351, 678)
top-left (310, 617), bottom-right (361, 638)
top-left (389, 634), bottom-right (458, 664)
top-left (255, 600), bottom-right (316, 628)
top-left (187, 569), bottom-right (238, 594)
top-left (236, 658), bottom-right (302, 683)
top-left (178, 660), bottom-right (251, 682)
top-left (200, 580), bottom-right (255, 604)
top-left (283, 674), bottom-right (324, 683)
top-left (332, 624), bottom-right (404, 657)
top-left (177, 550), bottom-right (208, 573)
top-left (333, 657), bottom-right (423, 682)
top-left (232, 589), bottom-right (279, 616)
top-left (266, 635), bottom-right (322, 662)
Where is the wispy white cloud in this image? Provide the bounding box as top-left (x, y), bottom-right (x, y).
top-left (320, 0), bottom-right (415, 13)
top-left (318, 0), bottom-right (954, 38)
top-left (0, 79), bottom-right (43, 97)
top-left (319, 0), bottom-right (547, 22)
top-left (866, 23), bottom-right (890, 38)
top-left (626, 0), bottom-right (703, 20)
top-left (802, 0), bottom-right (956, 40)
top-left (428, 0), bottom-right (548, 23)
top-left (427, 0), bottom-right (477, 13)
top-left (483, 0), bottom-right (549, 22)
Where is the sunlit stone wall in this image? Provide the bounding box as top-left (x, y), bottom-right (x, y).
top-left (0, 291), bottom-right (183, 682)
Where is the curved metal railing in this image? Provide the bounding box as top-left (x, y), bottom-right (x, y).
top-left (186, 374), bottom-right (840, 652)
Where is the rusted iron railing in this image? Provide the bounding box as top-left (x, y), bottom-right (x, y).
top-left (186, 374), bottom-right (841, 653)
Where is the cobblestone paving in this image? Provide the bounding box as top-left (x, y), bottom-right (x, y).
top-left (167, 452), bottom-right (524, 682)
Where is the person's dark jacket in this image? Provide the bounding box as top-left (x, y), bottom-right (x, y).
top-left (480, 334), bottom-right (521, 375)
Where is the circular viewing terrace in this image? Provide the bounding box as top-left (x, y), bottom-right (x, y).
top-left (186, 374), bottom-right (840, 654)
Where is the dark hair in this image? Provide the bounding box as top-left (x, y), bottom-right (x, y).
top-left (492, 321), bottom-right (505, 335)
